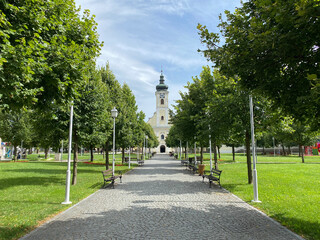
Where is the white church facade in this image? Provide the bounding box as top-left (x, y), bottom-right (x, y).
top-left (147, 71), bottom-right (172, 153)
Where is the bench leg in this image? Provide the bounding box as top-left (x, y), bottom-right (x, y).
top-left (209, 180), bottom-right (212, 188)
top-left (202, 176), bottom-right (205, 183)
top-left (120, 176), bottom-right (122, 183)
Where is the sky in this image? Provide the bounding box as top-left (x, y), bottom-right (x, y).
top-left (74, 0), bottom-right (243, 120)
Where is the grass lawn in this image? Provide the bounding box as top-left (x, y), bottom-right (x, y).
top-left (187, 152), bottom-right (320, 164)
top-left (197, 154), bottom-right (320, 240)
top-left (0, 160), bottom-right (135, 240)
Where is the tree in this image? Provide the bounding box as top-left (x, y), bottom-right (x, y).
top-left (198, 0), bottom-right (320, 128)
top-left (117, 84), bottom-right (138, 164)
top-left (71, 67), bottom-right (110, 185)
top-left (0, 110), bottom-right (32, 160)
top-left (0, 0), bottom-right (102, 110)
top-left (99, 63), bottom-right (122, 169)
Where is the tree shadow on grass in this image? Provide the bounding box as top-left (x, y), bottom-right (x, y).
top-left (270, 213), bottom-right (320, 240)
top-left (0, 176), bottom-right (64, 190)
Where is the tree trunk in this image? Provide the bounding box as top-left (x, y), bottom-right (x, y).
top-left (301, 145), bottom-right (305, 163)
top-left (122, 148), bottom-right (125, 164)
top-left (213, 141), bottom-right (218, 169)
top-left (90, 145), bottom-right (94, 162)
top-left (281, 144), bottom-right (286, 156)
top-left (200, 146), bottom-right (203, 164)
top-left (245, 130), bottom-right (253, 184)
top-left (184, 146), bottom-right (187, 159)
top-left (232, 145), bottom-right (235, 161)
top-left (217, 146), bottom-right (221, 159)
top-left (141, 146), bottom-right (144, 159)
top-left (45, 148), bottom-right (49, 159)
top-left (262, 146), bottom-right (265, 155)
top-left (288, 146), bottom-right (291, 155)
top-left (13, 145), bottom-right (17, 161)
top-left (105, 141), bottom-right (109, 170)
top-left (72, 131), bottom-right (78, 185)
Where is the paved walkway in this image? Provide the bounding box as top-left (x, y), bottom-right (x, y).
top-left (22, 154), bottom-right (303, 240)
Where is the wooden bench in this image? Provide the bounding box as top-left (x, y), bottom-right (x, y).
top-left (188, 163), bottom-right (198, 174)
top-left (137, 159), bottom-right (144, 166)
top-left (101, 169), bottom-right (122, 189)
top-left (181, 159), bottom-right (188, 166)
top-left (202, 169), bottom-right (222, 188)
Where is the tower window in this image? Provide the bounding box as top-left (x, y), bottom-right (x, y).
top-left (161, 116), bottom-right (164, 120)
top-left (161, 99), bottom-right (164, 105)
top-left (161, 134), bottom-right (164, 140)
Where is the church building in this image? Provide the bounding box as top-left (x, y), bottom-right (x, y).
top-left (147, 71), bottom-right (172, 153)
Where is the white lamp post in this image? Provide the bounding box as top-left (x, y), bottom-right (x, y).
top-left (186, 141), bottom-right (189, 159)
top-left (146, 136), bottom-right (148, 159)
top-left (249, 95), bottom-right (261, 203)
top-left (194, 136), bottom-right (197, 164)
top-left (209, 125), bottom-right (212, 172)
top-left (129, 146), bottom-right (131, 169)
top-left (180, 140), bottom-right (182, 161)
top-left (143, 136), bottom-right (146, 161)
top-left (62, 103), bottom-right (74, 205)
top-left (111, 107), bottom-right (118, 176)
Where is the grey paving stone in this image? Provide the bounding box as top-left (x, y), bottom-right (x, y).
top-left (21, 154), bottom-right (303, 240)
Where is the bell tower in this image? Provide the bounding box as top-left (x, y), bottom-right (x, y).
top-left (147, 70), bottom-right (172, 153)
top-left (155, 70), bottom-right (169, 127)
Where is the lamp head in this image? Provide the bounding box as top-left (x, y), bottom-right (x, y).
top-left (111, 107), bottom-right (118, 118)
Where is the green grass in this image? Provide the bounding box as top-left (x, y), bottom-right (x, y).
top-left (187, 152), bottom-right (320, 164)
top-left (198, 154), bottom-right (320, 240)
top-left (0, 160), bottom-right (135, 240)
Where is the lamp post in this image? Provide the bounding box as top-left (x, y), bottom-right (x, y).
top-left (249, 95), bottom-right (261, 203)
top-left (186, 141), bottom-right (189, 159)
top-left (143, 136), bottom-right (146, 161)
top-left (111, 107), bottom-right (118, 176)
top-left (209, 125), bottom-right (212, 172)
top-left (180, 140), bottom-right (182, 161)
top-left (146, 136), bottom-right (148, 159)
top-left (194, 136), bottom-right (197, 164)
top-left (62, 103), bottom-right (74, 205)
top-left (129, 146), bottom-right (131, 169)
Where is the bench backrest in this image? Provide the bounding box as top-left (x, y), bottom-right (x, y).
top-left (102, 169), bottom-right (113, 177)
top-left (211, 169), bottom-right (222, 175)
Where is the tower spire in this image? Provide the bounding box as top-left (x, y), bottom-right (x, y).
top-left (156, 68), bottom-right (168, 91)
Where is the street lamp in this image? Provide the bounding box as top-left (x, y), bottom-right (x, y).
top-left (111, 107), bottom-right (118, 176)
top-left (249, 95), bottom-right (261, 203)
top-left (209, 125), bottom-right (212, 172)
top-left (194, 136), bottom-right (197, 164)
top-left (62, 102), bottom-right (74, 205)
top-left (180, 140), bottom-right (182, 161)
top-left (146, 135), bottom-right (148, 159)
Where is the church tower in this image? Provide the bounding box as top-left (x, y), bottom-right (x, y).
top-left (147, 71), bottom-right (172, 153)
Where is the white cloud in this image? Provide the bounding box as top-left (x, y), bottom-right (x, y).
top-left (75, 0), bottom-right (242, 119)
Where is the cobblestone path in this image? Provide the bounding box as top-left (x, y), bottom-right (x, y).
top-left (22, 155), bottom-right (303, 240)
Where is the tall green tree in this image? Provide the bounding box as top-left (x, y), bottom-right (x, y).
top-left (198, 0), bottom-right (320, 128)
top-left (0, 0), bottom-right (102, 110)
top-left (0, 110), bottom-right (32, 160)
top-left (71, 68), bottom-right (110, 184)
top-left (117, 83), bottom-right (138, 163)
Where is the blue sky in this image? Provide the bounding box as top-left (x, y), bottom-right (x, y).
top-left (74, 0), bottom-right (243, 120)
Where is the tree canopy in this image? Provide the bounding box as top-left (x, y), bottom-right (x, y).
top-left (198, 0), bottom-right (320, 128)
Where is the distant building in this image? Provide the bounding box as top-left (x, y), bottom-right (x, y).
top-left (147, 71), bottom-right (172, 153)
